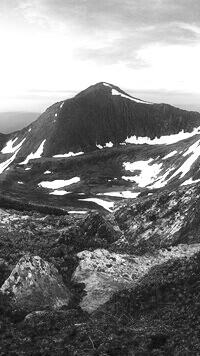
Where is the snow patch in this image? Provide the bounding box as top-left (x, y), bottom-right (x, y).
top-left (68, 211), bottom-right (88, 214)
top-left (111, 88), bottom-right (152, 105)
top-left (163, 151), bottom-right (177, 159)
top-left (55, 113), bottom-right (57, 117)
top-left (1, 137), bottom-right (26, 154)
top-left (149, 168), bottom-right (174, 189)
top-left (96, 142), bottom-right (113, 149)
top-left (105, 142), bottom-right (113, 148)
top-left (125, 126), bottom-right (200, 145)
top-left (25, 167), bottom-right (31, 171)
top-left (18, 181), bottom-right (24, 185)
top-left (103, 83), bottom-right (112, 87)
top-left (49, 190), bottom-right (70, 196)
top-left (44, 170), bottom-right (51, 174)
top-left (96, 144), bottom-right (103, 149)
top-left (0, 148), bottom-right (21, 174)
top-left (79, 198), bottom-right (114, 212)
top-left (181, 177), bottom-right (200, 186)
top-left (123, 159), bottom-right (162, 187)
top-left (97, 191), bottom-right (139, 198)
top-left (38, 177), bottom-right (80, 189)
top-left (170, 139), bottom-right (200, 180)
top-left (122, 176), bottom-right (137, 182)
top-left (60, 102), bottom-right (64, 109)
top-left (53, 152), bottom-right (84, 158)
top-left (19, 140), bottom-right (46, 165)
top-left (28, 128), bottom-right (31, 132)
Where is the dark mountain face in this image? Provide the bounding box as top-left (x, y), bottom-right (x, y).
top-left (2, 82), bottom-right (200, 160)
top-left (38, 82), bottom-right (200, 155)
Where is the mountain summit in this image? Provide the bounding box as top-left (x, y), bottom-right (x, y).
top-left (75, 82), bottom-right (151, 104)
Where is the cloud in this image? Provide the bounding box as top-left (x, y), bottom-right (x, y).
top-left (7, 0), bottom-right (198, 69)
top-left (16, 0), bottom-right (200, 31)
top-left (0, 0), bottom-right (200, 101)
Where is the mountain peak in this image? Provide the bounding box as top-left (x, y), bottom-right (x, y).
top-left (75, 82), bottom-right (129, 98)
top-left (75, 82), bottom-right (152, 105)
top-left (75, 82), bottom-right (113, 96)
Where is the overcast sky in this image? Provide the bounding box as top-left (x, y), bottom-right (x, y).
top-left (0, 0), bottom-right (200, 113)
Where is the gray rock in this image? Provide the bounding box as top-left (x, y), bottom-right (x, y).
top-left (73, 244), bottom-right (200, 313)
top-left (1, 254), bottom-right (70, 311)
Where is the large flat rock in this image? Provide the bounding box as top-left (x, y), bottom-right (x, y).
top-left (1, 254), bottom-right (71, 311)
top-left (73, 244), bottom-right (200, 313)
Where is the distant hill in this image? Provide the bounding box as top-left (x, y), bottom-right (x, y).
top-left (0, 112), bottom-right (40, 133)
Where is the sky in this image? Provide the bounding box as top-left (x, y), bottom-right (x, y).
top-left (0, 0), bottom-right (200, 114)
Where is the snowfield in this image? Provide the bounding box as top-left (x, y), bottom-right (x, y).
top-left (181, 178), bottom-right (200, 186)
top-left (38, 177), bottom-right (80, 189)
top-left (170, 139), bottom-right (200, 180)
top-left (44, 170), bottom-right (51, 174)
top-left (111, 88), bottom-right (152, 105)
top-left (53, 152), bottom-right (84, 158)
top-left (49, 190), bottom-right (70, 195)
top-left (79, 198), bottom-right (114, 212)
top-left (19, 139), bottom-right (46, 165)
top-left (125, 126), bottom-right (200, 145)
top-left (1, 137), bottom-right (26, 154)
top-left (163, 151), bottom-right (177, 159)
top-left (96, 142), bottom-right (113, 149)
top-left (68, 211), bottom-right (88, 214)
top-left (97, 191), bottom-right (139, 198)
top-left (0, 149), bottom-right (20, 174)
top-left (123, 159), bottom-right (162, 187)
top-left (103, 83), bottom-right (152, 105)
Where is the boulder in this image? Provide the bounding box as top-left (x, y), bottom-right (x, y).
top-left (114, 185), bottom-right (200, 254)
top-left (1, 254), bottom-right (70, 311)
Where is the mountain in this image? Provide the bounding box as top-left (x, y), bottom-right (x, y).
top-left (1, 82), bottom-right (200, 213)
top-left (1, 82), bottom-right (200, 158)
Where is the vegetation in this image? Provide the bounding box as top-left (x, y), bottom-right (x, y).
top-left (0, 207), bottom-right (200, 354)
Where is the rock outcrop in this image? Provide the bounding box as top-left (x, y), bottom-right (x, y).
top-left (1, 254), bottom-right (70, 311)
top-left (114, 184), bottom-right (200, 254)
top-left (72, 244), bottom-right (200, 313)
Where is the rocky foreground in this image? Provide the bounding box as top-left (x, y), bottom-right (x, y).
top-left (1, 183), bottom-right (200, 354)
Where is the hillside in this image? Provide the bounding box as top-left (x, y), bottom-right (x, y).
top-left (1, 183), bottom-right (200, 354)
